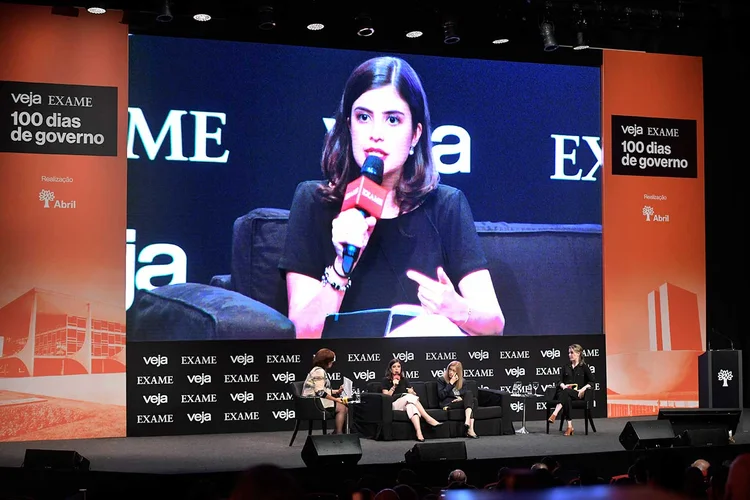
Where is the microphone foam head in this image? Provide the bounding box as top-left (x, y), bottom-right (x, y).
top-left (362, 155), bottom-right (384, 184)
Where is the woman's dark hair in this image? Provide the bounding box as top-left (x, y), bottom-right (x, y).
top-left (312, 348), bottom-right (335, 368)
top-left (384, 358), bottom-right (403, 380)
top-left (319, 56), bottom-right (438, 214)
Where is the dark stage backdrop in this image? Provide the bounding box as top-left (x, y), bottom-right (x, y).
top-left (126, 334), bottom-right (605, 436)
top-left (126, 35), bottom-right (602, 309)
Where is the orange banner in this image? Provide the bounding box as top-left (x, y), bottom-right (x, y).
top-left (0, 4), bottom-right (128, 441)
top-left (602, 51), bottom-right (705, 417)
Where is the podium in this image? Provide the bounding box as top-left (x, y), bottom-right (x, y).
top-left (699, 350), bottom-right (743, 408)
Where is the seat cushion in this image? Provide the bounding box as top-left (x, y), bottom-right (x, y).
top-left (130, 283), bottom-right (295, 341)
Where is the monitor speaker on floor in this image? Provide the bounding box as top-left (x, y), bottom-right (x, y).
top-left (405, 441), bottom-right (467, 464)
top-left (301, 434), bottom-right (362, 467)
top-left (22, 449), bottom-right (90, 471)
top-left (619, 420), bottom-right (675, 450)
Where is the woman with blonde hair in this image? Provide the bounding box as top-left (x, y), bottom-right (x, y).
top-left (436, 360), bottom-right (478, 438)
top-left (301, 348), bottom-right (348, 434)
top-left (547, 344), bottom-right (595, 436)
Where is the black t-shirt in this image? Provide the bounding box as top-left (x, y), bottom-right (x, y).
top-left (382, 376), bottom-right (412, 397)
top-left (278, 180), bottom-right (488, 312)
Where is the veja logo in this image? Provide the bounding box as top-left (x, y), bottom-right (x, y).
top-left (230, 392), bottom-right (255, 403)
top-left (187, 374), bottom-right (212, 385)
top-left (718, 369), bottom-right (734, 387)
top-left (272, 409), bottom-right (296, 421)
top-left (126, 228), bottom-right (187, 312)
top-left (589, 365), bottom-right (596, 374)
top-left (272, 372), bottom-right (295, 383)
top-left (505, 367), bottom-right (525, 377)
top-left (392, 352), bottom-right (414, 363)
top-left (353, 370), bottom-right (376, 381)
top-left (541, 383), bottom-right (556, 392)
top-left (642, 205), bottom-right (669, 222)
top-left (187, 412), bottom-right (211, 424)
top-left (468, 351), bottom-right (489, 361)
top-left (39, 189), bottom-right (76, 209)
top-left (510, 401), bottom-right (524, 413)
top-left (143, 355), bottom-right (168, 367)
top-left (230, 354), bottom-right (254, 365)
top-left (540, 349), bottom-right (561, 359)
top-left (142, 394), bottom-right (168, 406)
top-left (431, 369), bottom-right (444, 378)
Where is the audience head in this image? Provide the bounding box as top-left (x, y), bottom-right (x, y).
top-left (448, 469), bottom-right (467, 484)
top-left (692, 458), bottom-right (711, 477)
top-left (683, 466), bottom-right (707, 498)
top-left (725, 453), bottom-right (750, 500)
top-left (312, 348), bottom-right (336, 369)
top-left (396, 468), bottom-right (418, 486)
top-left (373, 488), bottom-right (399, 500)
top-left (530, 463), bottom-right (548, 471)
top-left (229, 464), bottom-right (303, 500)
top-left (393, 484), bottom-right (418, 500)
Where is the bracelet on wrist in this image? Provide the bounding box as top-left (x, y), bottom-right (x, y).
top-left (321, 266), bottom-right (351, 292)
top-left (332, 261), bottom-right (348, 279)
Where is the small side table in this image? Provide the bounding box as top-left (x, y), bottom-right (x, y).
top-left (510, 393), bottom-right (544, 434)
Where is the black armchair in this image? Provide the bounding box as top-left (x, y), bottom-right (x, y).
top-left (544, 386), bottom-right (597, 435)
top-left (288, 381), bottom-right (335, 446)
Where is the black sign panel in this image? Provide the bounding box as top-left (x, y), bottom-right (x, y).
top-left (0, 81), bottom-right (117, 156)
top-left (611, 115), bottom-right (697, 178)
top-left (126, 335), bottom-right (607, 437)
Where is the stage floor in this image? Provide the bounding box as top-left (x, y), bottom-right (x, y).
top-left (0, 415), bottom-right (748, 475)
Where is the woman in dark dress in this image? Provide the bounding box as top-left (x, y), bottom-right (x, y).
top-left (382, 358), bottom-right (441, 442)
top-left (547, 344), bottom-right (595, 436)
top-left (436, 360), bottom-right (478, 438)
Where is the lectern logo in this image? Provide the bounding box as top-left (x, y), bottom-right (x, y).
top-left (718, 369), bottom-right (733, 387)
top-left (643, 205), bottom-right (669, 222)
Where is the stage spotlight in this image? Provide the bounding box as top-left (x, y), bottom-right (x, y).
top-left (540, 21), bottom-right (558, 51)
top-left (156, 1), bottom-right (173, 23)
top-left (405, 30), bottom-right (423, 39)
top-left (258, 6), bottom-right (276, 30)
top-left (193, 13), bottom-right (211, 22)
top-left (443, 21), bottom-right (460, 44)
top-left (356, 13), bottom-right (374, 37)
top-left (307, 22), bottom-right (325, 31)
top-left (87, 4), bottom-right (106, 15)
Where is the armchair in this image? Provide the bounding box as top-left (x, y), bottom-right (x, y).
top-left (544, 386), bottom-right (597, 435)
top-left (288, 381), bottom-right (336, 446)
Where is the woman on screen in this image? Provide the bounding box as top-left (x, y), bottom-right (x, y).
top-left (547, 344), bottom-right (595, 436)
top-left (436, 360), bottom-right (478, 438)
top-left (382, 358), bottom-right (442, 442)
top-left (301, 348), bottom-right (348, 434)
top-left (279, 55), bottom-right (504, 339)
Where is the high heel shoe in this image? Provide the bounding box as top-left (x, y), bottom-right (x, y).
top-left (429, 419), bottom-right (443, 427)
top-left (417, 437), bottom-right (425, 442)
top-left (547, 414), bottom-right (556, 424)
top-left (563, 427), bottom-right (574, 436)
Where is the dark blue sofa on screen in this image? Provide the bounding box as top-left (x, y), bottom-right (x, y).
top-left (129, 208), bottom-right (602, 341)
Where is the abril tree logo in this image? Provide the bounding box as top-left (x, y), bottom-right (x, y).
top-left (39, 188), bottom-right (76, 209)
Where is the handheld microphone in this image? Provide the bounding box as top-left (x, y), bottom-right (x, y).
top-left (393, 373), bottom-right (401, 385)
top-left (340, 155), bottom-right (386, 276)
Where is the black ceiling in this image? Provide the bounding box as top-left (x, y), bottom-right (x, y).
top-left (3, 1), bottom-right (736, 59)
